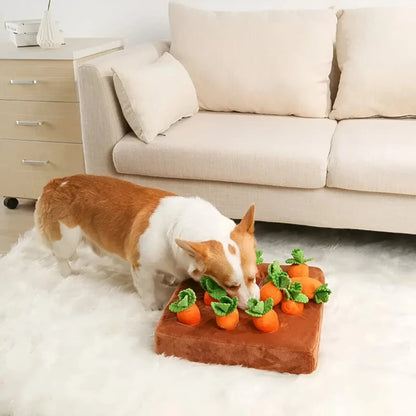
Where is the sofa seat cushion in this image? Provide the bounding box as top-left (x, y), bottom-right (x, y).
top-left (327, 119), bottom-right (416, 196)
top-left (113, 112), bottom-right (337, 189)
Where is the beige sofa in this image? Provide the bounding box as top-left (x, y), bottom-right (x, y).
top-left (77, 5), bottom-right (416, 235)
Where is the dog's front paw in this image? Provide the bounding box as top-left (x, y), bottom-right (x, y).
top-left (141, 298), bottom-right (164, 311)
top-left (58, 260), bottom-right (73, 277)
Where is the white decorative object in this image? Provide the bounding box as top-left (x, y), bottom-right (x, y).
top-left (6, 19), bottom-right (41, 47)
top-left (36, 2), bottom-right (64, 49)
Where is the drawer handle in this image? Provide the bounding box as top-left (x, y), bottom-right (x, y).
top-left (16, 120), bottom-right (43, 126)
top-left (21, 159), bottom-right (50, 165)
top-left (10, 79), bottom-right (38, 85)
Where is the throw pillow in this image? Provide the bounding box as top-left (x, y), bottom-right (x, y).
top-left (112, 52), bottom-right (199, 144)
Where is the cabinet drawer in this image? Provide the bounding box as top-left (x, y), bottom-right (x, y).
top-left (0, 139), bottom-right (85, 199)
top-left (0, 60), bottom-right (77, 102)
top-left (0, 100), bottom-right (81, 143)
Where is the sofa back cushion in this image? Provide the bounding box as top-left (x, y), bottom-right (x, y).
top-left (330, 7), bottom-right (416, 120)
top-left (169, 3), bottom-right (336, 118)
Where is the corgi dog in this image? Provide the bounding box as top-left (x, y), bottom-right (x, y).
top-left (35, 174), bottom-right (260, 310)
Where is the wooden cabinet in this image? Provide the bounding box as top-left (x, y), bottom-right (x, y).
top-left (0, 38), bottom-right (123, 207)
top-left (0, 59), bottom-right (78, 101)
top-left (0, 139), bottom-right (85, 198)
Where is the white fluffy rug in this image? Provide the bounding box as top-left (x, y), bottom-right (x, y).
top-left (1, 223), bottom-right (416, 416)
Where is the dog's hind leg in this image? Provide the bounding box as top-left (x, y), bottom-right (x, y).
top-left (50, 222), bottom-right (83, 277)
top-left (34, 187), bottom-right (82, 276)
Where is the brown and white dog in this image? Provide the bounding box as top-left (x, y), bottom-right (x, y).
top-left (35, 174), bottom-right (260, 310)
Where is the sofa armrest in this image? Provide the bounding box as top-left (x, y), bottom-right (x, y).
top-left (78, 41), bottom-right (170, 175)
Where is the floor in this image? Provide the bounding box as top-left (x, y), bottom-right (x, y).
top-left (0, 198), bottom-right (36, 255)
top-left (2, 197), bottom-right (415, 415)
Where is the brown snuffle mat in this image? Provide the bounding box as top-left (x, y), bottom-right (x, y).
top-left (154, 264), bottom-right (325, 374)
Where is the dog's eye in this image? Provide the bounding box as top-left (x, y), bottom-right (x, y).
top-left (225, 283), bottom-right (241, 290)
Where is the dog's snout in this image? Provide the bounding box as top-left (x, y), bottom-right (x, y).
top-left (236, 282), bottom-right (260, 309)
top-left (249, 282), bottom-right (260, 301)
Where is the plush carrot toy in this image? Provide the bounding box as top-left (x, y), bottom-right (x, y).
top-left (291, 276), bottom-right (332, 303)
top-left (260, 261), bottom-right (291, 306)
top-left (211, 296), bottom-right (239, 330)
top-left (245, 297), bottom-right (279, 333)
top-left (281, 282), bottom-right (309, 316)
top-left (285, 248), bottom-right (313, 278)
top-left (313, 283), bottom-right (331, 304)
top-left (256, 249), bottom-right (264, 265)
top-left (169, 288), bottom-right (201, 326)
top-left (200, 276), bottom-right (227, 306)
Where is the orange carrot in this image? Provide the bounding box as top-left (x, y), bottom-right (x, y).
top-left (252, 310), bottom-right (279, 333)
top-left (281, 300), bottom-right (304, 316)
top-left (281, 282), bottom-right (309, 316)
top-left (203, 291), bottom-right (218, 306)
top-left (285, 248), bottom-right (313, 278)
top-left (260, 261), bottom-right (291, 306)
top-left (177, 304), bottom-right (201, 326)
top-left (245, 297), bottom-right (279, 333)
top-left (288, 264), bottom-right (309, 278)
top-left (260, 282), bottom-right (282, 305)
top-left (212, 296), bottom-right (239, 330)
top-left (313, 284), bottom-right (331, 304)
top-left (200, 276), bottom-right (226, 305)
top-left (291, 278), bottom-right (332, 303)
top-left (291, 277), bottom-right (322, 299)
top-left (216, 310), bottom-right (239, 330)
top-left (169, 288), bottom-right (201, 326)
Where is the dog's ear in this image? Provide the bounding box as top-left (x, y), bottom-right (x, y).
top-left (175, 239), bottom-right (208, 277)
top-left (235, 204), bottom-right (255, 234)
top-left (175, 239), bottom-right (208, 259)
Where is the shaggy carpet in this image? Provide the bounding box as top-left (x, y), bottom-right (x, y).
top-left (0, 223), bottom-right (415, 416)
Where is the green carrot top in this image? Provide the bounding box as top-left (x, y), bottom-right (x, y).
top-left (282, 282), bottom-right (309, 304)
top-left (256, 250), bottom-right (264, 265)
top-left (200, 276), bottom-right (227, 300)
top-left (264, 260), bottom-right (291, 289)
top-left (314, 283), bottom-right (332, 304)
top-left (245, 297), bottom-right (274, 317)
top-left (285, 248), bottom-right (313, 265)
top-left (211, 296), bottom-right (238, 316)
top-left (169, 288), bottom-right (197, 313)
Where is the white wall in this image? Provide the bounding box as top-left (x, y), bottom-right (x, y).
top-left (0, 0), bottom-right (170, 44)
top-left (1, 0), bottom-right (416, 45)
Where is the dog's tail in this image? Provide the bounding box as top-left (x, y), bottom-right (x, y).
top-left (34, 176), bottom-right (71, 245)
